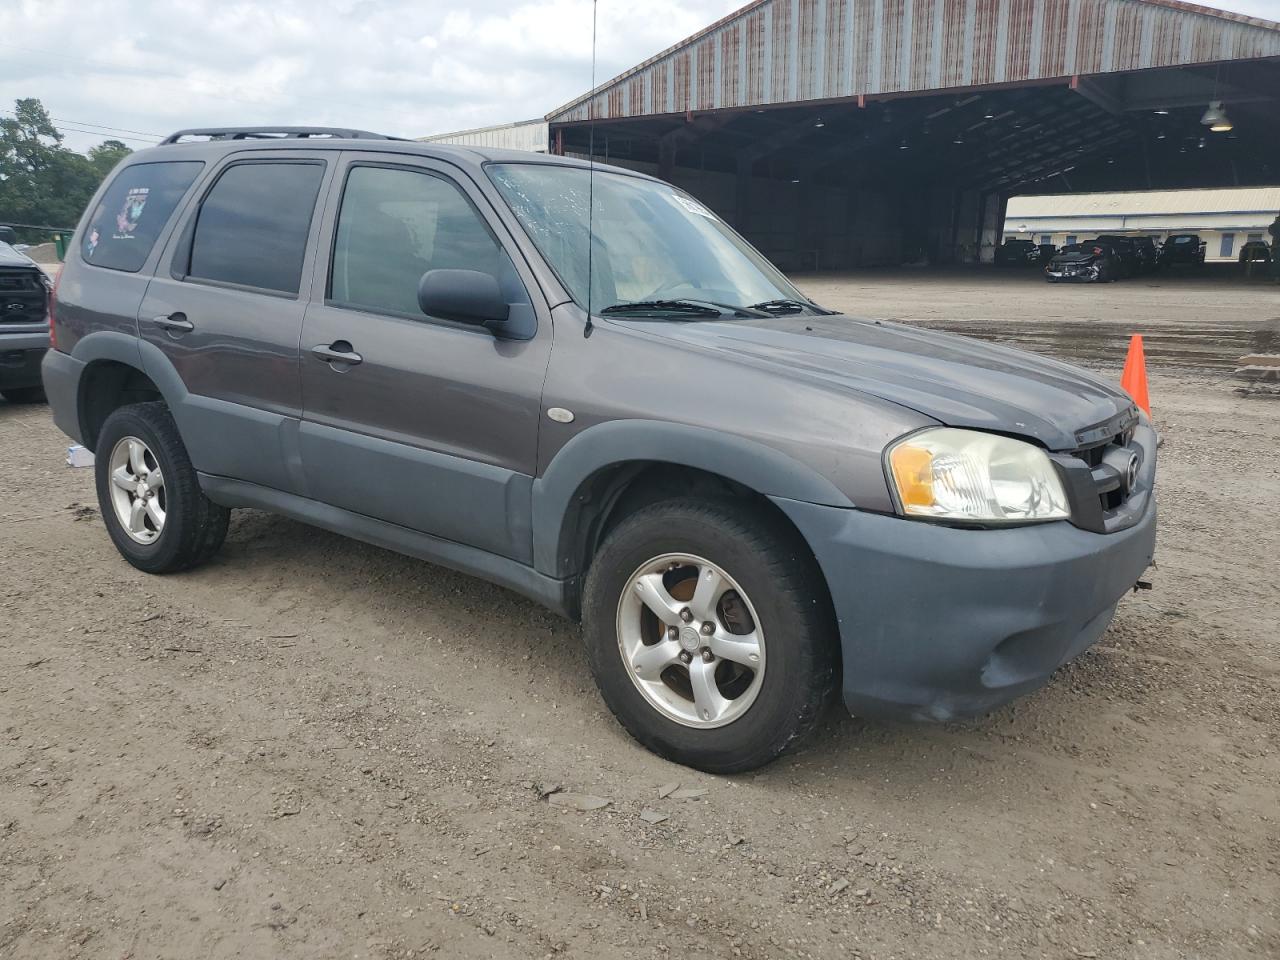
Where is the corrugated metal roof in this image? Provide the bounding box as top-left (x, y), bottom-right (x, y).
top-left (1007, 186), bottom-right (1280, 217)
top-left (546, 0), bottom-right (1280, 124)
top-left (418, 119), bottom-right (545, 141)
top-left (418, 120), bottom-right (549, 153)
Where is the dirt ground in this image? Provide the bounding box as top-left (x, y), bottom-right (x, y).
top-left (2, 268), bottom-right (1277, 960)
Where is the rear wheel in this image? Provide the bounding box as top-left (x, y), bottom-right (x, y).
top-left (582, 498), bottom-right (838, 773)
top-left (94, 402), bottom-right (229, 574)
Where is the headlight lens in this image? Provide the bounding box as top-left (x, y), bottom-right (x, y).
top-left (887, 428), bottom-right (1070, 524)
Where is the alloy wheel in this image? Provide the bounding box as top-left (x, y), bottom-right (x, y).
top-left (616, 553), bottom-right (766, 728)
top-left (107, 435), bottom-right (166, 544)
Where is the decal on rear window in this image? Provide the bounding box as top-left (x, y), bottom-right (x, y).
top-left (81, 161), bottom-right (203, 273)
top-left (114, 187), bottom-right (150, 240)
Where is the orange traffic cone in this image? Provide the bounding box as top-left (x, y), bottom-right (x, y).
top-left (1120, 334), bottom-right (1151, 417)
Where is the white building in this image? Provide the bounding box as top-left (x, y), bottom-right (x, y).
top-left (1005, 187), bottom-right (1280, 261)
top-left (417, 119), bottom-right (548, 154)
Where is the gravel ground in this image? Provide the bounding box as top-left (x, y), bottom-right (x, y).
top-left (2, 269), bottom-right (1277, 960)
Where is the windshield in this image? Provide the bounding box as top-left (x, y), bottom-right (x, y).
top-left (486, 163), bottom-right (814, 315)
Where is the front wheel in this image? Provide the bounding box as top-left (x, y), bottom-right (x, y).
top-left (582, 498), bottom-right (838, 773)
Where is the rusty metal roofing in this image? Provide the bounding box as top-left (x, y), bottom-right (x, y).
top-left (546, 0), bottom-right (1280, 124)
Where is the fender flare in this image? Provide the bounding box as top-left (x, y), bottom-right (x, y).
top-left (531, 419), bottom-right (854, 578)
top-left (69, 331), bottom-right (190, 401)
top-left (67, 332), bottom-right (189, 440)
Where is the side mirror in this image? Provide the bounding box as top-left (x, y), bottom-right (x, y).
top-left (418, 269), bottom-right (509, 331)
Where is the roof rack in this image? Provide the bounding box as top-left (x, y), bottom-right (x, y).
top-left (160, 126), bottom-right (401, 145)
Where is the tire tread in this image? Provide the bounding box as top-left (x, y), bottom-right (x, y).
top-left (94, 402), bottom-right (229, 574)
top-left (582, 496), bottom-right (838, 773)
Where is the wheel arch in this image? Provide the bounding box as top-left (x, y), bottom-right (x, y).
top-left (532, 420), bottom-right (852, 614)
top-left (69, 332), bottom-right (186, 450)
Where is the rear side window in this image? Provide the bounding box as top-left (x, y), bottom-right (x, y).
top-left (187, 161), bottom-right (325, 295)
top-left (81, 161), bottom-right (203, 272)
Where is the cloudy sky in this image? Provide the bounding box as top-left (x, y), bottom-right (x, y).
top-left (1, 0), bottom-right (1275, 153)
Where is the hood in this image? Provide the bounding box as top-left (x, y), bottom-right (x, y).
top-left (1052, 247), bottom-right (1103, 263)
top-left (627, 313), bottom-right (1136, 451)
top-left (0, 242), bottom-right (39, 269)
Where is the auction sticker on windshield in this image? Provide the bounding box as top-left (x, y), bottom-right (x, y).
top-left (670, 194), bottom-right (717, 219)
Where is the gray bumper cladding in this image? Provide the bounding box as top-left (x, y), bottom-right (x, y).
top-left (40, 349), bottom-right (86, 442)
top-left (772, 495), bottom-right (1157, 722)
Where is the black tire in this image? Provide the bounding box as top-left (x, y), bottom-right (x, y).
top-left (1, 386), bottom-right (46, 404)
top-left (94, 401), bottom-right (229, 574)
top-left (581, 497), bottom-right (839, 774)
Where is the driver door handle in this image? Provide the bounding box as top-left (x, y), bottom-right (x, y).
top-left (312, 341), bottom-right (363, 366)
top-left (152, 313), bottom-right (193, 333)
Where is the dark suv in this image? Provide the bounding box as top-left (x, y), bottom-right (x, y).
top-left (43, 128), bottom-right (1157, 772)
top-left (1160, 233), bottom-right (1206, 266)
top-left (0, 239), bottom-right (51, 402)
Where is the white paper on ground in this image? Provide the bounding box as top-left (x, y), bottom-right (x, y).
top-left (66, 445), bottom-right (95, 468)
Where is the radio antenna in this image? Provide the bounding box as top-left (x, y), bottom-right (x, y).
top-left (584, 0), bottom-right (598, 337)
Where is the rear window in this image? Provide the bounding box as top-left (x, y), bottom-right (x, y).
top-left (81, 161), bottom-right (204, 272)
top-left (186, 161), bottom-right (325, 295)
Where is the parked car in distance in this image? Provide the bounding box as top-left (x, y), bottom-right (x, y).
top-left (0, 240), bottom-right (51, 403)
top-left (995, 238), bottom-right (1040, 266)
top-left (1035, 243), bottom-right (1057, 264)
top-left (1239, 239), bottom-right (1272, 264)
top-left (42, 128), bottom-right (1157, 773)
top-left (1094, 235), bottom-right (1142, 278)
top-left (1044, 239), bottom-right (1122, 282)
top-left (1130, 236), bottom-right (1159, 273)
top-left (1160, 233), bottom-right (1206, 266)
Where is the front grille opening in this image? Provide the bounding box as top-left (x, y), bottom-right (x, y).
top-left (1101, 487), bottom-right (1126, 511)
top-left (1069, 430), bottom-right (1138, 517)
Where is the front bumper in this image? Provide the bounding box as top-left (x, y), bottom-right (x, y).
top-left (1044, 263), bottom-right (1097, 281)
top-left (773, 493), bottom-right (1156, 723)
top-left (0, 329), bottom-right (49, 390)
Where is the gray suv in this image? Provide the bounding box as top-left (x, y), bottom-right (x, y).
top-left (43, 128), bottom-right (1157, 772)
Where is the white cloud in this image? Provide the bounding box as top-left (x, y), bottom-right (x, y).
top-left (0, 0), bottom-right (740, 151)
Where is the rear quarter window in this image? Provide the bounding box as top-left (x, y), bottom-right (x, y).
top-left (81, 161), bottom-right (204, 272)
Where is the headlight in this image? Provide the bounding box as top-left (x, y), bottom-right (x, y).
top-left (886, 428), bottom-right (1070, 524)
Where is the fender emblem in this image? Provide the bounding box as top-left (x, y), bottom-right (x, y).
top-left (546, 407), bottom-right (575, 424)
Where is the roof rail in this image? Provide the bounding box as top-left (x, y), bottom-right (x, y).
top-left (160, 126), bottom-right (401, 145)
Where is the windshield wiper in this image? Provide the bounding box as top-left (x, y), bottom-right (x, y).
top-left (747, 298), bottom-right (830, 315)
top-left (599, 299), bottom-right (769, 319)
top-left (600, 300), bottom-right (722, 317)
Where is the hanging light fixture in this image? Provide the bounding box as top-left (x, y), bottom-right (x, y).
top-left (1200, 100), bottom-right (1233, 132)
top-left (898, 139), bottom-right (909, 150)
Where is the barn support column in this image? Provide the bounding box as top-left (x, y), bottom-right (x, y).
top-left (948, 189), bottom-right (982, 263)
top-left (977, 191), bottom-right (1007, 264)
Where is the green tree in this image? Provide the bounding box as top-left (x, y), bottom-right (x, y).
top-left (0, 98), bottom-right (132, 241)
top-left (88, 139), bottom-right (131, 178)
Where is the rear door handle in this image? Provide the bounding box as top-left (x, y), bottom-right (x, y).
top-left (312, 341), bottom-right (363, 366)
top-left (152, 312), bottom-right (193, 334)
